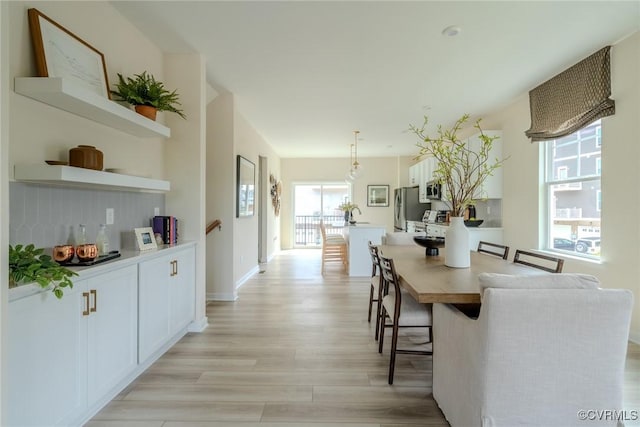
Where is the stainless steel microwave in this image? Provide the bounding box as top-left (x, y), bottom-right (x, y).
top-left (425, 181), bottom-right (442, 200)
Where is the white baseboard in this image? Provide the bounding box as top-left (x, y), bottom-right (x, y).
top-left (188, 316), bottom-right (209, 332)
top-left (207, 292), bottom-right (238, 301)
top-left (206, 265), bottom-right (260, 301)
top-left (78, 327), bottom-right (188, 426)
top-left (629, 330), bottom-right (640, 345)
top-left (267, 249), bottom-right (279, 262)
top-left (235, 265), bottom-right (259, 290)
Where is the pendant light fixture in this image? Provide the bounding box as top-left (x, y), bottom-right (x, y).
top-left (345, 143), bottom-right (355, 183)
top-left (347, 130), bottom-right (363, 181)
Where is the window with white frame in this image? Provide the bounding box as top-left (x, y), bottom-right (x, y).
top-left (545, 120), bottom-right (601, 257)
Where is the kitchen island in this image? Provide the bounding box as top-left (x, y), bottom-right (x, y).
top-left (343, 223), bottom-right (386, 276)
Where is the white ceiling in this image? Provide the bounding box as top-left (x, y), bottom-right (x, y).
top-left (112, 1), bottom-right (639, 158)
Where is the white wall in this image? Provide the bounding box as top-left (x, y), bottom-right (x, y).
top-left (8, 2), bottom-right (166, 179)
top-left (164, 54), bottom-right (208, 331)
top-left (205, 94), bottom-right (281, 300)
top-left (233, 109), bottom-right (281, 287)
top-left (479, 32), bottom-right (640, 342)
top-left (1, 2), bottom-right (9, 423)
top-left (206, 93), bottom-right (235, 301)
top-left (280, 156), bottom-right (409, 249)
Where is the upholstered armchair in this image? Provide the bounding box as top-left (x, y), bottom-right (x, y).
top-left (433, 273), bottom-right (633, 427)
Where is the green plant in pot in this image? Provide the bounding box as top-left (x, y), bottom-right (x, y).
top-left (409, 113), bottom-right (504, 217)
top-left (110, 71), bottom-right (186, 121)
top-left (9, 244), bottom-right (77, 299)
top-left (409, 113), bottom-right (506, 268)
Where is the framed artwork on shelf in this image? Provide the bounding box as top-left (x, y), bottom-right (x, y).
top-left (237, 155), bottom-right (255, 218)
top-left (367, 185), bottom-right (390, 207)
top-left (134, 227), bottom-right (158, 251)
top-left (27, 8), bottom-right (110, 99)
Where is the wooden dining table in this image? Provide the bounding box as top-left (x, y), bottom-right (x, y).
top-left (380, 245), bottom-right (546, 304)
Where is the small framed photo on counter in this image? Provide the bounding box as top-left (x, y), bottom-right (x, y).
top-left (367, 185), bottom-right (390, 207)
top-left (134, 227), bottom-right (157, 251)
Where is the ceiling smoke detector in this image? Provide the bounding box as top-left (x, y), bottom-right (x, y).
top-left (442, 25), bottom-right (461, 37)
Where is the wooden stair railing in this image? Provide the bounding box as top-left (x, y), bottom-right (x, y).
top-left (206, 219), bottom-right (222, 235)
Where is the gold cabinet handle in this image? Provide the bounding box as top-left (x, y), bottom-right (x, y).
top-left (170, 260), bottom-right (178, 276)
top-left (82, 292), bottom-right (90, 316)
top-left (90, 289), bottom-right (97, 313)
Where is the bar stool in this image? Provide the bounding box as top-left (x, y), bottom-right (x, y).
top-left (319, 220), bottom-right (347, 274)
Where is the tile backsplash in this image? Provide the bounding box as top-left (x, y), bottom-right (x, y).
top-left (430, 198), bottom-right (502, 227)
top-left (9, 182), bottom-right (165, 251)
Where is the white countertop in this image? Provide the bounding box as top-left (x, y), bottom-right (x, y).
top-left (9, 241), bottom-right (197, 302)
top-left (347, 223), bottom-right (386, 229)
top-left (426, 222), bottom-right (503, 230)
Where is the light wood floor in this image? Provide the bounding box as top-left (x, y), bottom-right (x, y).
top-left (88, 249), bottom-right (639, 427)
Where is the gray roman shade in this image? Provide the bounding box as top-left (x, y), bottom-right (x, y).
top-left (525, 46), bottom-right (614, 141)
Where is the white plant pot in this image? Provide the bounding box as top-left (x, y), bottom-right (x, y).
top-left (445, 216), bottom-right (470, 268)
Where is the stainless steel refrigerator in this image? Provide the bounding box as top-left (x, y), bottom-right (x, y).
top-left (394, 187), bottom-right (430, 231)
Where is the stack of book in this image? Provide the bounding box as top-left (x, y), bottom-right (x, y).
top-left (152, 216), bottom-right (178, 245)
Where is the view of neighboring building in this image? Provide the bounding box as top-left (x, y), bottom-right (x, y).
top-left (547, 120), bottom-right (601, 256)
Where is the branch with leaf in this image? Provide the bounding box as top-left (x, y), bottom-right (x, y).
top-left (9, 244), bottom-right (77, 299)
top-left (409, 113), bottom-right (506, 217)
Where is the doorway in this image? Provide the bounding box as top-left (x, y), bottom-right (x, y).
top-left (258, 156), bottom-right (268, 265)
top-left (292, 183), bottom-right (350, 247)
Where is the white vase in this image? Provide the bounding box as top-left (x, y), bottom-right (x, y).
top-left (445, 216), bottom-right (470, 268)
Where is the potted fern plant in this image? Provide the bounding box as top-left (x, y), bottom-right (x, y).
top-left (111, 71), bottom-right (186, 121)
top-left (9, 244), bottom-right (77, 298)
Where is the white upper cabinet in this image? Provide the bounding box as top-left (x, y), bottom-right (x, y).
top-left (467, 130), bottom-right (503, 199)
top-left (409, 162), bottom-right (420, 187)
top-left (409, 157), bottom-right (436, 203)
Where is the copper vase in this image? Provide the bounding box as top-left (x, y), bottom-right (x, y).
top-left (76, 244), bottom-right (98, 262)
top-left (53, 245), bottom-right (75, 263)
top-left (69, 145), bottom-right (103, 171)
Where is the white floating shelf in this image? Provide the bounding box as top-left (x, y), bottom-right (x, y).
top-left (14, 165), bottom-right (170, 193)
top-left (14, 77), bottom-right (171, 138)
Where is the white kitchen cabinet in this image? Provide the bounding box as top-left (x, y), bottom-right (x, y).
top-left (345, 224), bottom-right (386, 276)
top-left (8, 264), bottom-right (137, 426)
top-left (467, 130), bottom-right (503, 199)
top-left (8, 280), bottom-right (88, 427)
top-left (419, 156), bottom-right (436, 203)
top-left (86, 265), bottom-right (138, 406)
top-left (409, 162), bottom-right (421, 187)
top-left (138, 255), bottom-right (171, 362)
top-left (8, 243), bottom-right (196, 426)
top-left (426, 224), bottom-right (503, 251)
top-left (139, 246), bottom-right (196, 362)
top-left (410, 157), bottom-right (438, 203)
top-left (169, 246), bottom-right (196, 335)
